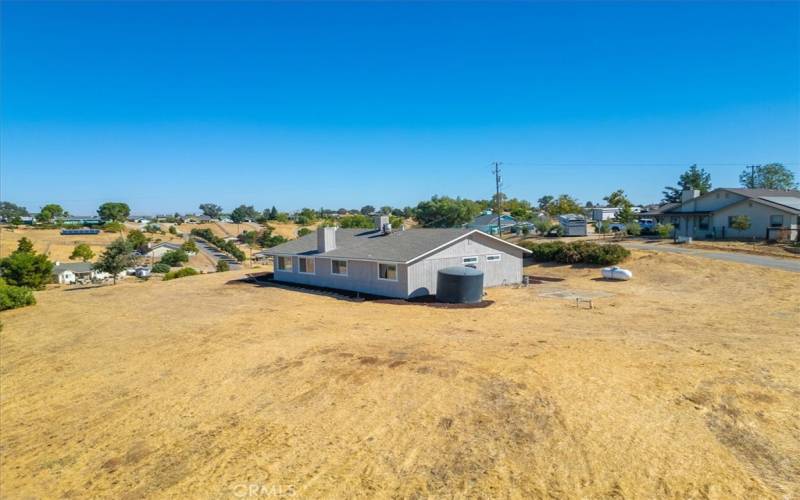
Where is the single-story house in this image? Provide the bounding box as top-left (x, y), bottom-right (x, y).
top-left (52, 262), bottom-right (124, 284)
top-left (465, 212), bottom-right (533, 235)
top-left (138, 242), bottom-right (194, 259)
top-left (644, 188), bottom-right (800, 241)
top-left (60, 216), bottom-right (104, 226)
top-left (265, 219), bottom-right (531, 299)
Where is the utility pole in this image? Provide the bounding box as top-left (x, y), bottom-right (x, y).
top-left (748, 165), bottom-right (759, 188)
top-left (492, 161), bottom-right (503, 236)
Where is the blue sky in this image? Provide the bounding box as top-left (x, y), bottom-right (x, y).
top-left (2, 1), bottom-right (798, 215)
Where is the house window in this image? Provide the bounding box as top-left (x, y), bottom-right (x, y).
top-left (463, 256), bottom-right (478, 264)
top-left (698, 216), bottom-right (709, 230)
top-left (298, 257), bottom-right (315, 274)
top-left (331, 259), bottom-right (348, 276)
top-left (277, 256), bottom-right (292, 271)
top-left (377, 263), bottom-right (397, 281)
top-left (770, 215), bottom-right (784, 227)
top-left (486, 254), bottom-right (501, 262)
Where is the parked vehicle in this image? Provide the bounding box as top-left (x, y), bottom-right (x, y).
top-left (608, 222), bottom-right (627, 232)
top-left (638, 218), bottom-right (655, 231)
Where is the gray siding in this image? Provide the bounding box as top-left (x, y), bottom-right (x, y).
top-left (676, 191), bottom-right (747, 213)
top-left (273, 256), bottom-right (408, 298)
top-left (406, 233), bottom-right (523, 297)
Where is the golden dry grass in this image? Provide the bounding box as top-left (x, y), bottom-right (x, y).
top-left (1, 251), bottom-right (798, 498)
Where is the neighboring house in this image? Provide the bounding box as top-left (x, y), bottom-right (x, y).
top-left (265, 220), bottom-right (531, 299)
top-left (588, 207), bottom-right (621, 222)
top-left (52, 262), bottom-right (124, 284)
top-left (466, 212), bottom-right (532, 235)
top-left (139, 242), bottom-right (194, 259)
top-left (645, 188), bottom-right (800, 240)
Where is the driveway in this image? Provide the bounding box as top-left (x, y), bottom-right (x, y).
top-left (623, 242), bottom-right (800, 273)
top-left (192, 237), bottom-right (241, 270)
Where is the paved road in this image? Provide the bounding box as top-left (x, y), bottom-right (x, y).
top-left (193, 238), bottom-right (242, 270)
top-left (623, 242), bottom-right (800, 273)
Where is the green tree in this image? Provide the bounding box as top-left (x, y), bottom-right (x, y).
top-left (662, 165), bottom-right (712, 203)
top-left (0, 201), bottom-right (29, 220)
top-left (143, 223), bottom-right (161, 233)
top-left (216, 260), bottom-right (230, 272)
top-left (537, 195), bottom-right (554, 212)
top-left (102, 221), bottom-right (125, 233)
top-left (269, 206), bottom-right (279, 220)
top-left (360, 205), bottom-right (375, 215)
top-left (160, 249), bottom-right (189, 267)
top-left (36, 204), bottom-right (65, 224)
top-left (230, 205), bottom-right (259, 223)
top-left (615, 204), bottom-right (638, 224)
top-left (93, 237), bottom-right (135, 284)
top-left (338, 214), bottom-right (375, 228)
top-left (199, 203), bottom-right (223, 219)
top-left (126, 229), bottom-right (148, 251)
top-left (295, 208), bottom-right (318, 226)
top-left (0, 242), bottom-right (54, 289)
top-left (730, 215), bottom-right (752, 235)
top-left (168, 225), bottom-right (178, 235)
top-left (546, 195), bottom-right (582, 216)
top-left (739, 163), bottom-right (798, 190)
top-left (15, 237), bottom-right (34, 254)
top-left (603, 189), bottom-right (632, 208)
top-left (534, 218), bottom-right (556, 236)
top-left (97, 202), bottom-right (131, 222)
top-left (180, 240), bottom-right (198, 254)
top-left (69, 243), bottom-right (95, 262)
top-left (414, 196), bottom-right (481, 227)
top-left (379, 206), bottom-right (392, 215)
top-left (0, 278), bottom-right (36, 311)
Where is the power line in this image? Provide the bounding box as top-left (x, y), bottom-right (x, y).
top-left (492, 161), bottom-right (502, 235)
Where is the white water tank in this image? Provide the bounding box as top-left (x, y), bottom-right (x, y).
top-left (602, 267), bottom-right (633, 281)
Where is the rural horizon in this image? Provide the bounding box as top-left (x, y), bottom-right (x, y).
top-left (1, 1), bottom-right (799, 498)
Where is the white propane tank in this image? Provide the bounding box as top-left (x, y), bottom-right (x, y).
top-left (602, 266), bottom-right (633, 281)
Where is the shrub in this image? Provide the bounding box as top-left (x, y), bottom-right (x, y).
top-left (297, 227), bottom-right (312, 237)
top-left (216, 260), bottom-right (230, 272)
top-left (160, 249), bottom-right (189, 267)
top-left (626, 221), bottom-right (642, 236)
top-left (163, 267), bottom-right (199, 281)
top-left (168, 225), bottom-right (178, 235)
top-left (151, 262), bottom-right (171, 273)
top-left (181, 240), bottom-right (198, 254)
top-left (519, 240), bottom-right (565, 262)
top-left (656, 223), bottom-right (673, 239)
top-left (583, 244), bottom-right (631, 265)
top-left (597, 221), bottom-right (610, 234)
top-left (0, 249), bottom-right (54, 289)
top-left (0, 282), bottom-right (36, 311)
top-left (520, 241), bottom-right (629, 266)
top-left (102, 221), bottom-right (125, 233)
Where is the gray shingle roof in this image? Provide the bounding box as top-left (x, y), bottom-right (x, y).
top-left (723, 188), bottom-right (800, 198)
top-left (266, 228), bottom-right (484, 263)
top-left (53, 262), bottom-right (94, 274)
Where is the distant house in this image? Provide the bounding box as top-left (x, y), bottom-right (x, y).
top-left (138, 242), bottom-right (193, 259)
top-left (644, 188), bottom-right (800, 241)
top-left (265, 217), bottom-right (531, 299)
top-left (466, 212), bottom-right (532, 235)
top-left (52, 262), bottom-right (124, 285)
top-left (588, 207), bottom-right (621, 222)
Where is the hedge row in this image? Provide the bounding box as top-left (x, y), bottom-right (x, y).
top-left (519, 240), bottom-right (630, 265)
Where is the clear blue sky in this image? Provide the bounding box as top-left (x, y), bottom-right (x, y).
top-left (2, 1), bottom-right (798, 215)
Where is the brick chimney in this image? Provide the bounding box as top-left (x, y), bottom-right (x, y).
top-left (317, 226), bottom-right (337, 253)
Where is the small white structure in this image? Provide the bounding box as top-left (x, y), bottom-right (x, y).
top-left (590, 207), bottom-right (621, 222)
top-left (139, 242), bottom-right (194, 259)
top-left (52, 262), bottom-right (125, 284)
top-left (602, 267), bottom-right (633, 281)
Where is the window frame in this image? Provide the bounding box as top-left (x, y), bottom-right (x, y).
top-left (277, 256), bottom-right (293, 272)
top-left (486, 254), bottom-right (502, 262)
top-left (298, 256), bottom-right (315, 274)
top-left (462, 256), bottom-right (479, 264)
top-left (330, 259), bottom-right (348, 276)
top-left (769, 215), bottom-right (784, 227)
top-left (377, 262), bottom-right (398, 282)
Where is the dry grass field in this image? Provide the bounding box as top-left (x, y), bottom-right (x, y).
top-left (1, 250), bottom-right (798, 498)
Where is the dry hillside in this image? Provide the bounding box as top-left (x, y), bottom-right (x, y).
top-left (0, 251), bottom-right (798, 498)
